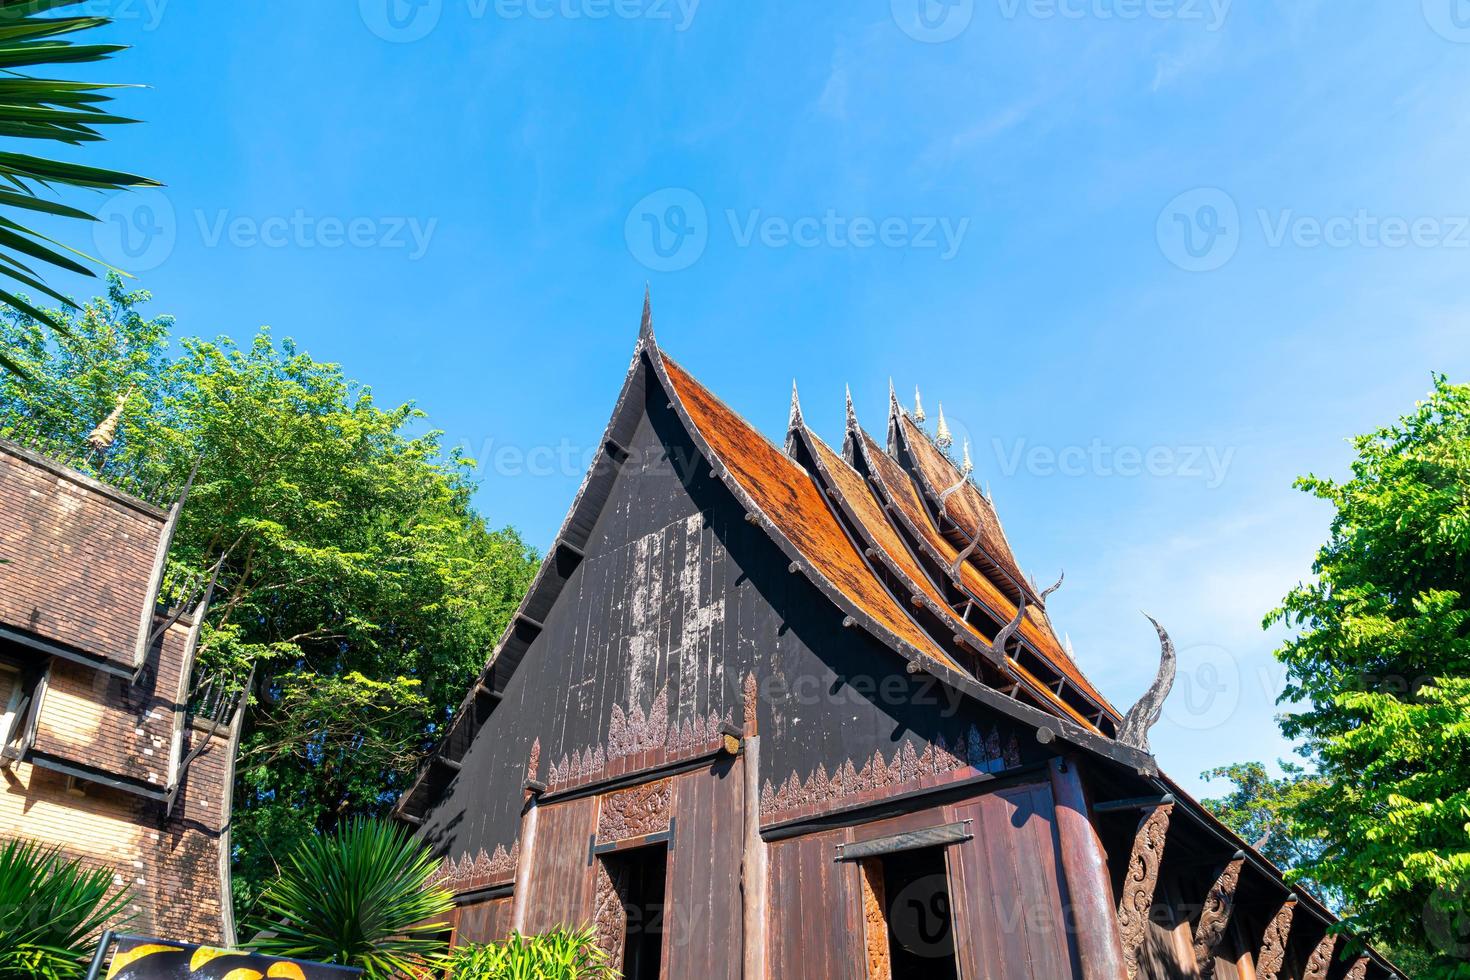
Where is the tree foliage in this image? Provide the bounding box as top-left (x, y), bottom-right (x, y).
top-left (0, 281), bottom-right (538, 915)
top-left (1260, 375), bottom-right (1470, 977)
top-left (1199, 761), bottom-right (1330, 895)
top-left (447, 930), bottom-right (616, 980)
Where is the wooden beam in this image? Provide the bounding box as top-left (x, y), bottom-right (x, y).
top-left (1193, 857), bottom-right (1246, 977)
top-left (1117, 801), bottom-right (1175, 979)
top-left (741, 735), bottom-right (769, 980)
top-left (1049, 757), bottom-right (1130, 980)
top-left (1253, 900), bottom-right (1296, 980)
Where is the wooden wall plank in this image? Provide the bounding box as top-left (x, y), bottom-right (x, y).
top-left (522, 795), bottom-right (599, 934)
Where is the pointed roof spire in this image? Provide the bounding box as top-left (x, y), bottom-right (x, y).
top-left (935, 402), bottom-right (952, 451)
top-left (845, 384), bottom-right (858, 428)
top-left (960, 438), bottom-right (973, 476)
top-left (87, 388), bottom-right (133, 454)
top-left (913, 386), bottom-right (927, 424)
top-left (639, 283), bottom-right (654, 342)
top-left (788, 379), bottom-right (803, 431)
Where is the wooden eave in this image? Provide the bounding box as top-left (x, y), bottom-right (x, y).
top-left (794, 423), bottom-right (1107, 737)
top-left (851, 424), bottom-right (1121, 726)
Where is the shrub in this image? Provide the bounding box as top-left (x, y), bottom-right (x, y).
top-left (447, 928), bottom-right (616, 979)
top-left (0, 837), bottom-right (131, 980)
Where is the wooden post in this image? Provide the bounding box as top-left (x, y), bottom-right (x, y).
top-left (510, 792), bottom-right (541, 934)
top-left (741, 733), bottom-right (768, 980)
top-left (1049, 756), bottom-right (1129, 980)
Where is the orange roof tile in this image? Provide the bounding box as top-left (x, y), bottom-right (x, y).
top-left (660, 356), bottom-right (959, 672)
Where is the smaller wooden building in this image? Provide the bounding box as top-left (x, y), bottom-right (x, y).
top-left (394, 300), bottom-right (1405, 980)
top-left (0, 436), bottom-right (243, 945)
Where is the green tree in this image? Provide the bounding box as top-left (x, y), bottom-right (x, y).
top-left (0, 1), bottom-right (161, 376)
top-left (1264, 375), bottom-right (1470, 978)
top-left (0, 281), bottom-right (538, 915)
top-left (1199, 761), bottom-right (1330, 894)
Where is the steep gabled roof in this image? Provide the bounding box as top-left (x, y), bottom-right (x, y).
top-left (797, 422), bottom-right (1108, 734)
top-left (849, 424), bottom-right (1119, 722)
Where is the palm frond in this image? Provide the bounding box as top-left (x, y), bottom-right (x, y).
top-left (0, 0), bottom-right (158, 376)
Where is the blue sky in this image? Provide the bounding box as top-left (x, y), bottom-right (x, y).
top-left (45, 1), bottom-right (1470, 795)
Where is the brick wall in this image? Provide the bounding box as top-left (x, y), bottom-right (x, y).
top-left (0, 441), bottom-right (167, 669)
top-left (0, 722), bottom-right (234, 944)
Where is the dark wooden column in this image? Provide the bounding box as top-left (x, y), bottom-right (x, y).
top-left (1253, 899), bottom-right (1296, 980)
top-left (1049, 757), bottom-right (1129, 980)
top-left (1116, 801), bottom-right (1174, 979)
top-left (1192, 857), bottom-right (1246, 977)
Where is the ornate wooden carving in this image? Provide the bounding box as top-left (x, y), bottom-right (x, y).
top-left (1344, 957), bottom-right (1370, 980)
top-left (526, 738), bottom-right (541, 781)
top-left (1304, 934), bottom-right (1337, 980)
top-left (859, 858), bottom-right (892, 980)
top-left (743, 672), bottom-right (758, 735)
top-left (1117, 615), bottom-right (1177, 753)
top-left (544, 684), bottom-right (734, 793)
top-left (597, 779), bottom-right (673, 842)
top-left (759, 724), bottom-right (1022, 821)
top-left (427, 841), bottom-right (519, 894)
top-left (594, 859), bottom-right (629, 963)
top-left (1254, 900), bottom-right (1296, 980)
top-left (1193, 857), bottom-right (1246, 977)
top-left (1117, 802), bottom-right (1174, 979)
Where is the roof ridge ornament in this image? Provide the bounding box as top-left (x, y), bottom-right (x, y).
top-left (845, 384), bottom-right (858, 428)
top-left (1040, 569), bottom-right (1063, 605)
top-left (934, 402), bottom-right (953, 452)
top-left (87, 387), bottom-right (135, 462)
top-left (913, 386), bottom-right (926, 424)
top-left (784, 380), bottom-right (803, 457)
top-left (1117, 614), bottom-right (1177, 753)
top-left (638, 283), bottom-right (654, 343)
top-left (960, 438), bottom-right (973, 477)
top-left (990, 593), bottom-right (1026, 657)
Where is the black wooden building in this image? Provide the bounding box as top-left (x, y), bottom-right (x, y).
top-left (392, 299), bottom-right (1404, 980)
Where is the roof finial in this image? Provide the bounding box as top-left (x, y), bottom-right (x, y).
top-left (935, 403), bottom-right (952, 451)
top-left (961, 438), bottom-right (973, 476)
top-left (888, 378), bottom-right (902, 418)
top-left (639, 284), bottom-right (654, 342)
top-left (845, 384), bottom-right (858, 428)
top-left (913, 386), bottom-right (927, 424)
top-left (87, 388), bottom-right (134, 457)
top-left (788, 379), bottom-right (803, 430)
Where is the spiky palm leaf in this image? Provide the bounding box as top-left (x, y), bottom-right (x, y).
top-left (0, 0), bottom-right (158, 377)
top-left (245, 818), bottom-right (455, 979)
top-left (0, 836), bottom-right (133, 979)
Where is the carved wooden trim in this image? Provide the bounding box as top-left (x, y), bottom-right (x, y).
top-left (1304, 934), bottom-right (1337, 980)
top-left (860, 858), bottom-right (892, 980)
top-left (594, 859), bottom-right (629, 963)
top-left (1254, 900), bottom-right (1296, 980)
top-left (1118, 802), bottom-right (1173, 980)
top-left (544, 684), bottom-right (733, 794)
top-left (597, 778), bottom-right (673, 843)
top-left (743, 672), bottom-right (759, 736)
top-left (759, 724), bottom-right (1022, 823)
top-left (1344, 956), bottom-right (1370, 980)
top-left (1193, 857), bottom-right (1246, 977)
top-left (527, 738), bottom-right (541, 781)
top-left (428, 841), bottom-right (520, 894)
